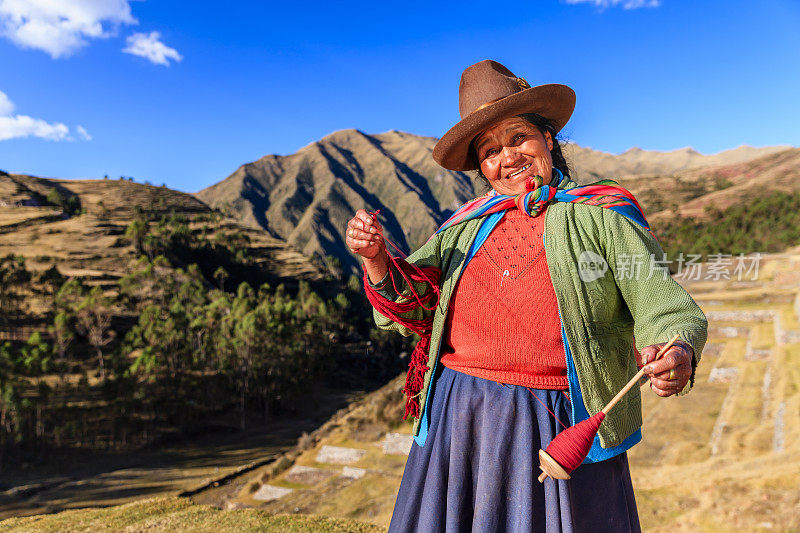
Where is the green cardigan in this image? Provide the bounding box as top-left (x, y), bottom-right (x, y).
top-left (371, 179), bottom-right (708, 449)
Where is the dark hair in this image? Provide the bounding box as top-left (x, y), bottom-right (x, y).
top-left (469, 112), bottom-right (570, 186)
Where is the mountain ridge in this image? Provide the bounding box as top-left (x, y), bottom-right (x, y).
top-left (196, 129), bottom-right (793, 275)
top-left (197, 129), bottom-right (481, 275)
top-left (564, 142), bottom-right (791, 183)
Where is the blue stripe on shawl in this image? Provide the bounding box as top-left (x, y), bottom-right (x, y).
top-left (607, 205), bottom-right (649, 229)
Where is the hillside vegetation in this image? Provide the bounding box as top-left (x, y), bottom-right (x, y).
top-left (0, 172), bottom-right (407, 481)
top-left (657, 190), bottom-right (800, 261)
top-left (0, 172), bottom-right (322, 286)
top-left (621, 147), bottom-right (800, 222)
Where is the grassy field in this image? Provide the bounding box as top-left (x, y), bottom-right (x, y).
top-left (0, 497), bottom-right (381, 532)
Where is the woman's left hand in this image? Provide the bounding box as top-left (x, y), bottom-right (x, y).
top-left (640, 341), bottom-right (694, 397)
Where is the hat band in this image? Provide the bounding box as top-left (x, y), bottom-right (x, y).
top-left (469, 77), bottom-right (531, 116)
top-left (473, 96), bottom-right (504, 114)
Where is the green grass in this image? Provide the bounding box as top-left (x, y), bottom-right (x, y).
top-left (0, 497), bottom-right (383, 532)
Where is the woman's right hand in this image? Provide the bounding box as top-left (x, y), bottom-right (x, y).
top-left (346, 209), bottom-right (385, 259)
top-left (347, 210), bottom-right (389, 284)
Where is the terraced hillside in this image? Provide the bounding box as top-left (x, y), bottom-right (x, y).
top-left (0, 171), bottom-right (361, 518)
top-left (0, 172), bottom-right (324, 294)
top-left (0, 171), bottom-right (325, 337)
top-left (196, 249), bottom-right (800, 531)
top-left (618, 147), bottom-right (800, 223)
top-left (628, 250), bottom-right (800, 531)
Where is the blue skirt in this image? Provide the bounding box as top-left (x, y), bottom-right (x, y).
top-left (389, 366), bottom-right (640, 533)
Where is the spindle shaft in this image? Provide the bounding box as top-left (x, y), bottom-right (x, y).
top-left (601, 334), bottom-right (680, 415)
top-left (538, 334), bottom-right (683, 483)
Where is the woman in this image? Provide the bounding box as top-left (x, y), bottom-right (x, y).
top-left (346, 60), bottom-right (707, 532)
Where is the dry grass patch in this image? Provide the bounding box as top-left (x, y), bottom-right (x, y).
top-left (0, 496), bottom-right (382, 532)
top-left (0, 207), bottom-right (61, 227)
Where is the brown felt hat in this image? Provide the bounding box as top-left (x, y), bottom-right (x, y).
top-left (432, 60), bottom-right (576, 171)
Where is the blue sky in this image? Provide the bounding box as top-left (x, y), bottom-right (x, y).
top-left (0, 0), bottom-right (798, 192)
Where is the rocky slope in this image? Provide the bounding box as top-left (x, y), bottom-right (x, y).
top-left (564, 143), bottom-right (790, 183)
top-left (594, 147), bottom-right (800, 223)
top-left (196, 129), bottom-right (481, 275)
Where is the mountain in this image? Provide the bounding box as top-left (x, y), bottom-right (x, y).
top-left (647, 147), bottom-right (800, 222)
top-left (564, 143), bottom-right (791, 183)
top-left (603, 147), bottom-right (800, 222)
top-left (195, 130), bottom-right (482, 275)
top-left (196, 130), bottom-right (793, 275)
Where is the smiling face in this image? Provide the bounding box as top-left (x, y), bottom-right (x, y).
top-left (473, 116), bottom-right (554, 196)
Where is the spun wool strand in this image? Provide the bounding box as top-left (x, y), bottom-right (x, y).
top-left (361, 211), bottom-right (442, 419)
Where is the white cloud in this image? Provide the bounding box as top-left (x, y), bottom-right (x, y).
top-left (0, 0), bottom-right (137, 58)
top-left (563, 0), bottom-right (661, 9)
top-left (0, 89), bottom-right (14, 115)
top-left (0, 89), bottom-right (78, 142)
top-left (76, 124), bottom-right (91, 140)
top-left (0, 115), bottom-right (69, 141)
top-left (122, 31), bottom-right (182, 66)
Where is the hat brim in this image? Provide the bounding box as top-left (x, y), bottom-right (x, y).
top-left (432, 84), bottom-right (576, 171)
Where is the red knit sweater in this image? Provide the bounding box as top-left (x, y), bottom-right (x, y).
top-left (439, 208), bottom-right (568, 389)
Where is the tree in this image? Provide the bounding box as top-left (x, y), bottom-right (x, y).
top-left (49, 311), bottom-right (74, 362)
top-left (347, 274), bottom-right (362, 293)
top-left (125, 218), bottom-right (148, 256)
top-left (45, 188), bottom-right (80, 216)
top-left (119, 256), bottom-right (181, 310)
top-left (223, 231), bottom-right (251, 265)
top-left (0, 354), bottom-right (24, 473)
top-left (124, 273), bottom-right (211, 433)
top-left (0, 255), bottom-right (30, 329)
top-left (213, 266), bottom-right (229, 291)
top-left (55, 278), bottom-right (87, 311)
top-left (74, 287), bottom-right (116, 379)
top-left (19, 332), bottom-right (52, 376)
top-left (36, 265), bottom-right (66, 295)
top-left (325, 255), bottom-right (343, 280)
